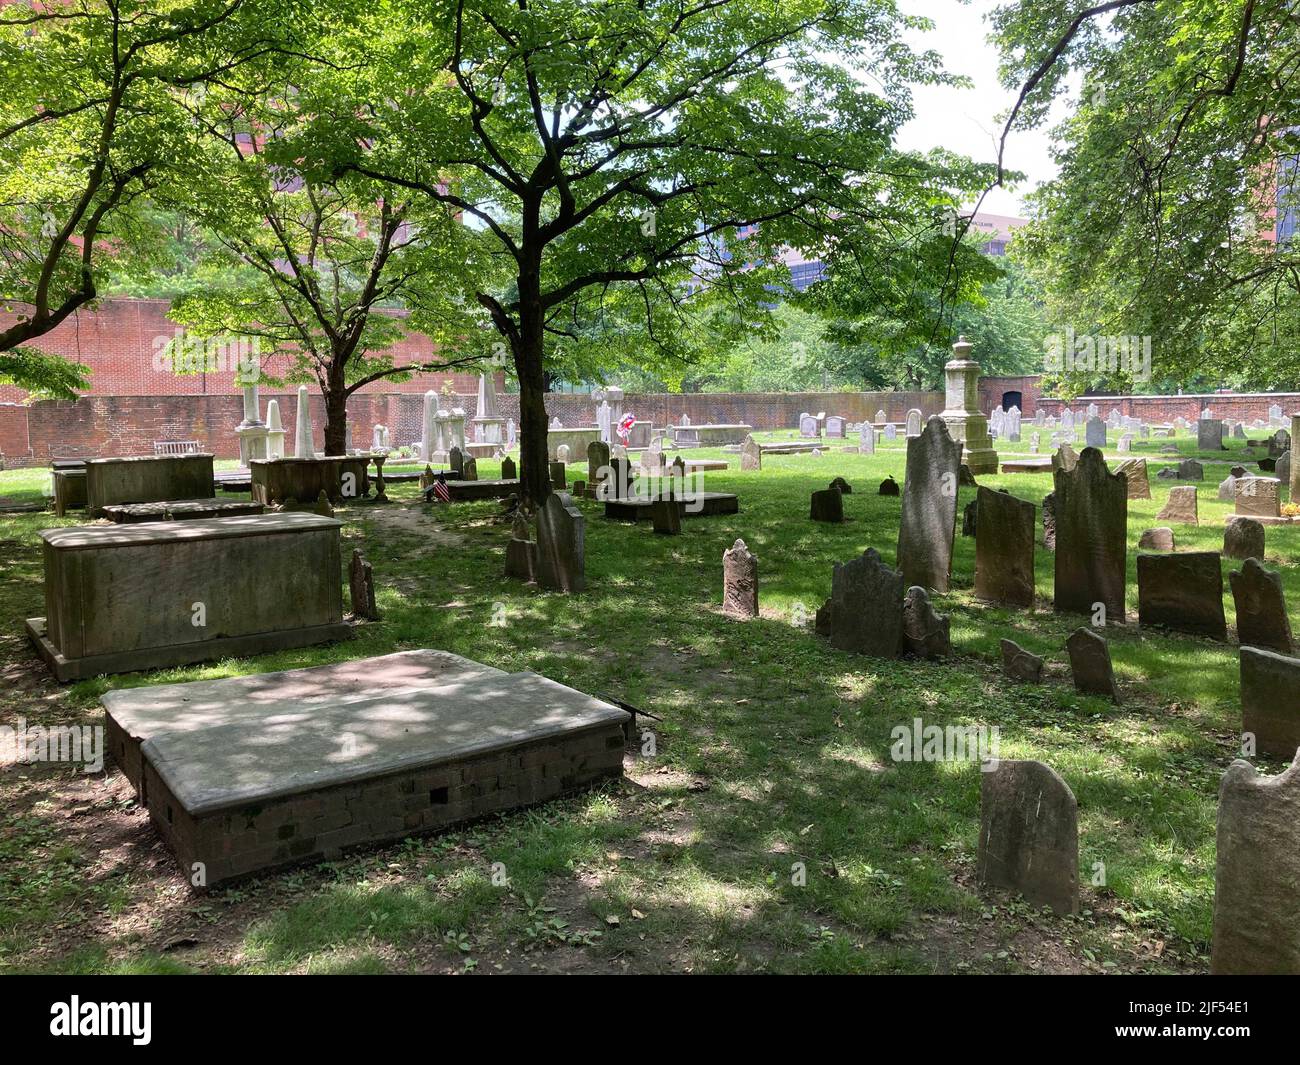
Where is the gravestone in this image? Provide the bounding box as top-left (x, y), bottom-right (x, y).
top-left (878, 476), bottom-right (899, 496)
top-left (549, 460), bottom-right (567, 490)
top-left (1291, 412), bottom-right (1300, 500)
top-left (535, 492), bottom-right (585, 592)
top-left (875, 408), bottom-right (886, 424)
top-left (1053, 448), bottom-right (1127, 622)
top-left (501, 456), bottom-right (517, 481)
top-left (858, 423), bottom-right (875, 455)
top-left (1212, 752), bottom-right (1300, 973)
top-left (828, 476), bottom-right (852, 495)
top-left (1112, 457), bottom-right (1151, 500)
top-left (1240, 647), bottom-right (1300, 759)
top-left (722, 539), bottom-right (759, 619)
top-left (1041, 491), bottom-right (1056, 551)
top-left (1223, 516), bottom-right (1265, 561)
top-left (740, 436), bottom-right (762, 470)
top-left (461, 456), bottom-right (478, 481)
top-left (815, 548), bottom-right (904, 658)
top-left (799, 413), bottom-right (820, 438)
top-left (1268, 428), bottom-right (1291, 457)
top-left (896, 416), bottom-right (961, 593)
top-left (1235, 477), bottom-right (1281, 518)
top-left (939, 336), bottom-right (998, 473)
top-left (825, 415), bottom-right (846, 438)
top-left (1217, 474), bottom-right (1238, 501)
top-left (1176, 458), bottom-right (1203, 480)
top-left (974, 487), bottom-right (1035, 607)
top-left (1136, 551), bottom-right (1227, 640)
top-left (1051, 443), bottom-right (1078, 473)
top-left (810, 487), bottom-right (844, 523)
top-left (651, 495), bottom-right (682, 535)
top-left (1138, 527), bottom-right (1175, 551)
top-left (961, 497), bottom-right (978, 537)
top-left (883, 424), bottom-right (897, 441)
top-left (1085, 416), bottom-right (1107, 448)
top-left (1230, 557), bottom-right (1293, 653)
top-left (1067, 626), bottom-right (1120, 702)
top-left (902, 586), bottom-right (950, 659)
top-left (587, 440), bottom-right (610, 488)
top-left (1156, 485), bottom-right (1198, 525)
top-left (1116, 433), bottom-right (1132, 453)
top-left (505, 513), bottom-right (537, 581)
top-left (905, 409), bottom-right (923, 438)
top-left (1277, 451), bottom-right (1291, 487)
top-left (449, 446), bottom-right (464, 477)
top-left (348, 549), bottom-right (379, 620)
top-left (294, 384), bottom-right (315, 458)
top-left (1000, 639), bottom-right (1043, 683)
top-left (978, 760), bottom-right (1079, 915)
top-left (1197, 418), bottom-right (1225, 451)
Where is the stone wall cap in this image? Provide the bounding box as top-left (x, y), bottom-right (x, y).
top-left (85, 453), bottom-right (213, 465)
top-left (40, 511), bottom-right (341, 549)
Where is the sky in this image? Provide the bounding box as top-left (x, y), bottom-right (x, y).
top-left (895, 0), bottom-right (1061, 217)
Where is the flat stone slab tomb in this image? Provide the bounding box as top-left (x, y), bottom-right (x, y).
top-left (604, 492), bottom-right (739, 521)
top-left (101, 650), bottom-right (629, 886)
top-left (445, 478), bottom-right (520, 501)
top-left (101, 498), bottom-right (266, 523)
top-left (27, 512), bottom-right (351, 682)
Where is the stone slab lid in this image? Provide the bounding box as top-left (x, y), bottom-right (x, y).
top-left (103, 649), bottom-right (504, 741)
top-left (123, 664), bottom-right (630, 815)
top-left (84, 454), bottom-right (213, 465)
top-left (249, 455), bottom-right (360, 466)
top-left (39, 511), bottom-right (340, 549)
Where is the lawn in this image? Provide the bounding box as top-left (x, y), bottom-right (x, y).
top-left (0, 428), bottom-right (1293, 974)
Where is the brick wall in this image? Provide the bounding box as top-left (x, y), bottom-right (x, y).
top-left (1033, 392), bottom-right (1300, 424)
top-left (0, 297), bottom-right (487, 403)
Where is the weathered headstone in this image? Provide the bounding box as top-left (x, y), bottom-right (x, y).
top-left (896, 416), bottom-right (961, 593)
top-left (1177, 458), bottom-right (1204, 480)
top-left (1276, 450), bottom-right (1291, 487)
top-left (878, 476), bottom-right (899, 496)
top-left (858, 423), bottom-right (875, 455)
top-left (1136, 551), bottom-right (1227, 640)
top-left (535, 492), bottom-right (585, 593)
top-left (1050, 443), bottom-right (1078, 473)
top-left (587, 440), bottom-right (610, 486)
top-left (1197, 418), bottom-right (1225, 451)
top-left (1000, 639), bottom-right (1043, 683)
top-left (810, 487), bottom-right (844, 523)
top-left (449, 446), bottom-right (464, 477)
top-left (1085, 416), bottom-right (1107, 448)
top-left (902, 586), bottom-right (950, 659)
top-left (1156, 485), bottom-right (1198, 525)
top-left (961, 497), bottom-right (978, 538)
top-left (1223, 516), bottom-right (1265, 561)
top-left (1235, 476), bottom-right (1281, 518)
top-left (1042, 491), bottom-right (1056, 551)
top-left (815, 548), bottom-right (903, 658)
top-left (1109, 457), bottom-right (1150, 501)
top-left (651, 495), bottom-right (682, 535)
top-left (828, 476), bottom-right (852, 495)
top-left (1217, 474), bottom-right (1238, 501)
top-left (905, 409), bottom-right (923, 438)
top-left (505, 513), bottom-right (537, 581)
top-left (722, 539), bottom-right (758, 619)
top-left (978, 760), bottom-right (1079, 915)
top-left (1211, 752), bottom-right (1300, 973)
top-left (549, 460), bottom-right (567, 490)
top-left (974, 487), bottom-right (1035, 607)
top-left (1240, 646), bottom-right (1300, 758)
top-left (1137, 527), bottom-right (1175, 551)
top-left (1230, 557), bottom-right (1293, 653)
top-left (1053, 448), bottom-right (1127, 622)
top-left (740, 436), bottom-right (762, 471)
top-left (1067, 626), bottom-right (1120, 702)
top-left (501, 456), bottom-right (517, 481)
top-left (348, 548), bottom-right (379, 620)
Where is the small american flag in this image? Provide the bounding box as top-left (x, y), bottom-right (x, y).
top-left (432, 476), bottom-right (451, 503)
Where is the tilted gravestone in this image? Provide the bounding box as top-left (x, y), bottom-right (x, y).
top-left (1000, 639), bottom-right (1043, 683)
top-left (1212, 752), bottom-right (1300, 973)
top-left (1112, 457), bottom-right (1151, 500)
top-left (348, 548), bottom-right (379, 620)
top-left (1240, 646), bottom-right (1300, 759)
top-left (1230, 558), bottom-right (1293, 654)
top-left (815, 547), bottom-right (903, 658)
top-left (978, 759), bottom-right (1079, 915)
top-left (535, 492), bottom-right (585, 593)
top-left (1156, 484), bottom-right (1198, 525)
top-left (740, 436), bottom-right (762, 471)
top-left (505, 513), bottom-right (537, 581)
top-left (974, 487), bottom-right (1035, 607)
top-left (901, 586), bottom-right (950, 658)
top-left (896, 416), bottom-right (961, 593)
top-left (1053, 448), bottom-right (1127, 623)
top-left (1136, 551), bottom-right (1227, 640)
top-left (1067, 626), bottom-right (1120, 702)
top-left (722, 539), bottom-right (759, 619)
top-left (1223, 516), bottom-right (1265, 561)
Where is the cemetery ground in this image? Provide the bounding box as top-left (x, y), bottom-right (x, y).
top-left (0, 432), bottom-right (1292, 975)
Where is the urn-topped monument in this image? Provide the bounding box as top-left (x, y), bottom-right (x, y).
top-left (940, 335), bottom-right (999, 475)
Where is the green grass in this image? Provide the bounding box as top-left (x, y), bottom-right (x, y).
top-left (0, 426), bottom-right (1292, 974)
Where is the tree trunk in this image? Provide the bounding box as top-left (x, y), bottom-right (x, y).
top-left (514, 260), bottom-right (551, 508)
top-left (324, 368), bottom-right (348, 456)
